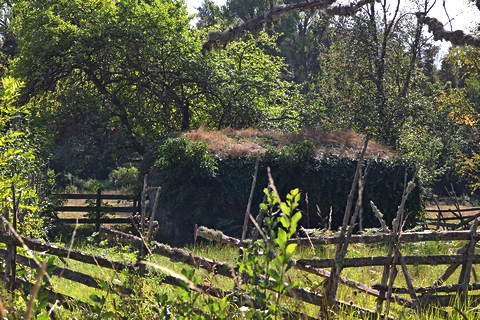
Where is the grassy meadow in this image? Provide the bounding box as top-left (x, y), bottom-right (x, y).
top-left (2, 224), bottom-right (477, 320)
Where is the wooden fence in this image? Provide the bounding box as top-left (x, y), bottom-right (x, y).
top-left (53, 189), bottom-right (140, 228)
top-left (3, 222), bottom-right (480, 318)
top-left (195, 225), bottom-right (480, 311)
top-left (424, 207), bottom-right (480, 230)
top-left (0, 227), bottom-right (379, 320)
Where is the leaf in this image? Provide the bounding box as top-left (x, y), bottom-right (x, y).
top-left (279, 215), bottom-right (290, 229)
top-left (290, 211), bottom-right (302, 234)
top-left (290, 188), bottom-right (300, 197)
top-left (259, 203), bottom-right (268, 212)
top-left (36, 311), bottom-right (49, 320)
top-left (280, 202), bottom-right (291, 216)
top-left (275, 228), bottom-right (287, 248)
top-left (294, 192), bottom-right (301, 204)
top-left (285, 243), bottom-right (297, 259)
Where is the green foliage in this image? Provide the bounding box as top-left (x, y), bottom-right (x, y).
top-left (108, 166), bottom-right (140, 194)
top-left (12, 0), bottom-right (299, 166)
top-left (0, 76), bottom-right (46, 238)
top-left (155, 137), bottom-right (218, 181)
top-left (238, 188), bottom-right (302, 319)
top-left (439, 47), bottom-right (480, 193)
top-left (201, 31), bottom-right (301, 131)
top-left (83, 179), bottom-right (103, 194)
top-left (151, 137), bottom-right (422, 244)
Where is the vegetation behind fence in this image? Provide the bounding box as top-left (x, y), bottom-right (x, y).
top-left (149, 138), bottom-right (422, 243)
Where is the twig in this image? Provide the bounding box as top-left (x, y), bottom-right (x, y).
top-left (241, 159), bottom-right (259, 241)
top-left (147, 187), bottom-right (161, 241)
top-left (24, 262), bottom-right (47, 320)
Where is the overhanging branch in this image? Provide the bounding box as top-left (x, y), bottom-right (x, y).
top-left (202, 0), bottom-right (375, 53)
top-left (420, 14), bottom-right (480, 48)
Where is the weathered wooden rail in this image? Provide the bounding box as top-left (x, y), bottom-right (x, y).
top-left (288, 229), bottom-right (480, 245)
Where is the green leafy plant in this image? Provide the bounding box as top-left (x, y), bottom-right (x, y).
top-left (0, 76), bottom-right (46, 238)
top-left (238, 187), bottom-right (302, 319)
top-left (108, 166), bottom-right (140, 194)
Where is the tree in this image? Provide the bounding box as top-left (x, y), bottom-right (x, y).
top-left (436, 46), bottom-right (480, 192)
top-left (12, 0), bottom-right (298, 159)
top-left (0, 77), bottom-right (45, 237)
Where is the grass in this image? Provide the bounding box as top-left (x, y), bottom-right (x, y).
top-left (183, 127), bottom-right (394, 160)
top-left (8, 226), bottom-right (478, 319)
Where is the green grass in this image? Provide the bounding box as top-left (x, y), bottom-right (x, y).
top-left (3, 228), bottom-right (480, 319)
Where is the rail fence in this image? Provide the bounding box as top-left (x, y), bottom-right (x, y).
top-left (0, 227), bottom-right (382, 320)
top-left (194, 225), bottom-right (480, 310)
top-left (424, 207), bottom-right (480, 230)
top-left (2, 221), bottom-right (480, 319)
top-left (53, 189), bottom-right (140, 228)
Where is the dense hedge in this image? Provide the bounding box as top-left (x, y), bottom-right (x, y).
top-left (150, 138), bottom-right (422, 244)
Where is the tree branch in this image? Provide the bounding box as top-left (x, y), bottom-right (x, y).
top-left (420, 14), bottom-right (480, 48)
top-left (202, 0), bottom-right (375, 53)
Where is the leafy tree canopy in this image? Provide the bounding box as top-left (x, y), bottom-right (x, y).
top-left (12, 0), bottom-right (298, 158)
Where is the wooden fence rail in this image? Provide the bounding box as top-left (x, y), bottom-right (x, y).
top-left (424, 207), bottom-right (480, 230)
top-left (54, 194), bottom-right (137, 200)
top-left (298, 254), bottom-right (480, 268)
top-left (288, 230), bottom-right (480, 246)
top-left (425, 207), bottom-right (480, 213)
top-left (0, 249), bottom-right (132, 295)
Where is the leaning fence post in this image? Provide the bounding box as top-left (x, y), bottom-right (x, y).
top-left (325, 137), bottom-right (368, 308)
top-left (241, 159), bottom-right (259, 241)
top-left (95, 188), bottom-right (102, 231)
top-left (457, 219), bottom-right (478, 301)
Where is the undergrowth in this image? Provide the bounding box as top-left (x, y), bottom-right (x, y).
top-left (0, 189), bottom-right (479, 319)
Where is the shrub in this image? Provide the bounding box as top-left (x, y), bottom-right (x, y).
top-left (150, 137), bottom-right (422, 244)
top-left (155, 137), bottom-right (218, 181)
top-left (109, 166), bottom-right (140, 193)
top-left (83, 179), bottom-right (103, 193)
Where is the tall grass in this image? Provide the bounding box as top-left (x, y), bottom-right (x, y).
top-left (1, 235), bottom-right (469, 319)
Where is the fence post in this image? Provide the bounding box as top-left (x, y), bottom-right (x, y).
top-left (95, 188), bottom-right (102, 231)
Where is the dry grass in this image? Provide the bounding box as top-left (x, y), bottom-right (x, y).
top-left (185, 127), bottom-right (266, 157)
top-left (184, 127), bottom-right (394, 159)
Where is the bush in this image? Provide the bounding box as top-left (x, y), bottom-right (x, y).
top-left (63, 184), bottom-right (79, 194)
top-left (155, 137), bottom-right (218, 181)
top-left (150, 137), bottom-right (423, 244)
top-left (109, 166), bottom-right (140, 193)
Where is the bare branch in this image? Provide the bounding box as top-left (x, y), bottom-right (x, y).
top-left (420, 14), bottom-right (480, 47)
top-left (202, 0), bottom-right (375, 53)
